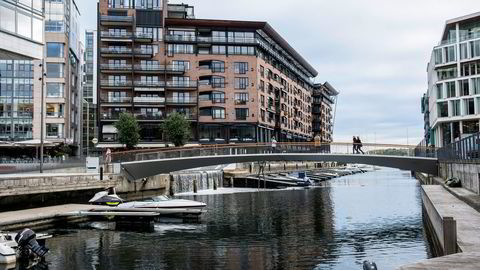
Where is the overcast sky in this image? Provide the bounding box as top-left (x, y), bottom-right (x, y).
top-left (77, 0), bottom-right (480, 145)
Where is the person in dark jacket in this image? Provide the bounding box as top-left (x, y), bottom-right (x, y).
top-left (353, 136), bottom-right (358, 154)
top-left (357, 137), bottom-right (365, 154)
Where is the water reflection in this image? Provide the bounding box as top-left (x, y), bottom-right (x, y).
top-left (34, 168), bottom-right (430, 270)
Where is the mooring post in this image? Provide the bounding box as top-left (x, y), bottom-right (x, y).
top-left (193, 179), bottom-right (198, 193)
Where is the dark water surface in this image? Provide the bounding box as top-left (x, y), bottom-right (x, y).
top-left (39, 168), bottom-right (432, 270)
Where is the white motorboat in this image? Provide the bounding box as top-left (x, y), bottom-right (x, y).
top-left (0, 229), bottom-right (51, 266)
top-left (89, 189), bottom-right (206, 210)
top-left (118, 195), bottom-right (206, 210)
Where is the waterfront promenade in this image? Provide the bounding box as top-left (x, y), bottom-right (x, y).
top-left (399, 183), bottom-right (480, 269)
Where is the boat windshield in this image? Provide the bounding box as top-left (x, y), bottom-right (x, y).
top-left (150, 195), bottom-right (172, 202)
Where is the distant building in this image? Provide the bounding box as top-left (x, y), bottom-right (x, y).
top-left (425, 12), bottom-right (480, 147)
top-left (44, 0), bottom-right (83, 152)
top-left (82, 30), bottom-right (98, 155)
top-left (97, 0), bottom-right (339, 147)
top-left (312, 82), bottom-right (338, 143)
top-left (0, 0), bottom-right (44, 142)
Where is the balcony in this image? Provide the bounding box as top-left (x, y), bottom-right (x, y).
top-left (100, 47), bottom-right (132, 57)
top-left (165, 35), bottom-right (197, 43)
top-left (166, 97), bottom-right (197, 105)
top-left (133, 48), bottom-right (154, 58)
top-left (166, 80), bottom-right (197, 89)
top-left (100, 31), bottom-right (133, 42)
top-left (134, 32), bottom-right (153, 43)
top-left (100, 15), bottom-right (133, 26)
top-left (100, 114), bottom-right (121, 121)
top-left (100, 64), bottom-right (132, 73)
top-left (46, 112), bottom-right (64, 118)
top-left (100, 80), bottom-right (132, 89)
top-left (135, 114), bottom-right (164, 121)
top-left (101, 96), bottom-right (132, 104)
top-left (133, 64), bottom-right (185, 74)
top-left (134, 81), bottom-right (166, 88)
top-left (133, 96), bottom-right (165, 104)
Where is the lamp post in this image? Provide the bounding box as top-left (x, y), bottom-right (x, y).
top-left (83, 99), bottom-right (89, 156)
top-left (39, 62), bottom-right (45, 173)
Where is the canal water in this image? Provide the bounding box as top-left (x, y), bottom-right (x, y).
top-left (38, 168), bottom-right (432, 270)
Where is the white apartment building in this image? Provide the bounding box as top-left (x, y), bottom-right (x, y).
top-left (426, 12), bottom-right (480, 147)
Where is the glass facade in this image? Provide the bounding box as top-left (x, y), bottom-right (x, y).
top-left (0, 60), bottom-right (34, 141)
top-left (0, 0), bottom-right (44, 42)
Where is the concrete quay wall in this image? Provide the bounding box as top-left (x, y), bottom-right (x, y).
top-left (439, 162), bottom-right (480, 195)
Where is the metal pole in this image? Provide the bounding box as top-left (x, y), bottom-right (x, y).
top-left (40, 62), bottom-right (45, 173)
top-left (86, 100), bottom-right (89, 156)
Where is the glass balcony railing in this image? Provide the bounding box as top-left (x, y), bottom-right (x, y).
top-left (460, 32), bottom-right (480, 42)
top-left (166, 80), bottom-right (197, 88)
top-left (46, 112), bottom-right (64, 118)
top-left (101, 96), bottom-right (132, 103)
top-left (100, 15), bottom-right (133, 23)
top-left (165, 35), bottom-right (197, 42)
top-left (134, 81), bottom-right (166, 87)
top-left (100, 31), bottom-right (133, 39)
top-left (100, 64), bottom-right (132, 71)
top-left (133, 48), bottom-right (154, 55)
top-left (100, 47), bottom-right (132, 54)
top-left (167, 112), bottom-right (197, 120)
top-left (100, 80), bottom-right (132, 87)
top-left (133, 96), bottom-right (165, 103)
top-left (134, 32), bottom-right (154, 39)
top-left (166, 97), bottom-right (197, 104)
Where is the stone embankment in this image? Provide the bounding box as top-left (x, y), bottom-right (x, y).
top-left (399, 173), bottom-right (480, 269)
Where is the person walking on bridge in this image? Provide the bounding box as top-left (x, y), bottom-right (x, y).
top-left (353, 136), bottom-right (359, 154)
top-left (357, 137), bottom-right (365, 154)
top-left (271, 136), bottom-right (277, 153)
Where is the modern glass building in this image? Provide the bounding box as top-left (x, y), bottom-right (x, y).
top-left (82, 30), bottom-right (98, 155)
top-left (425, 11), bottom-right (480, 147)
top-left (0, 0), bottom-right (44, 142)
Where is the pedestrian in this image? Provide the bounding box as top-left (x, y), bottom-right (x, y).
top-left (357, 137), bottom-right (365, 154)
top-left (353, 136), bottom-right (358, 154)
top-left (105, 148), bottom-right (112, 164)
top-left (314, 134), bottom-right (321, 153)
top-left (271, 136), bottom-right (277, 153)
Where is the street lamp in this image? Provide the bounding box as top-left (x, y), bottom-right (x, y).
top-left (83, 98), bottom-right (89, 156)
top-left (39, 62), bottom-right (45, 173)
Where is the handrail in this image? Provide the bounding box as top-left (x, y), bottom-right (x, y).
top-left (109, 142), bottom-right (440, 163)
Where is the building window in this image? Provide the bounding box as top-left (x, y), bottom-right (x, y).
top-left (445, 46), bottom-right (456, 62)
top-left (260, 65), bottom-right (264, 78)
top-left (259, 80), bottom-right (265, 91)
top-left (434, 48), bottom-right (443, 65)
top-left (227, 46), bottom-right (255, 55)
top-left (211, 76), bottom-right (225, 88)
top-left (172, 60), bottom-right (190, 70)
top-left (460, 79), bottom-right (469, 96)
top-left (0, 6), bottom-right (15, 33)
top-left (234, 62), bottom-right (248, 74)
top-left (235, 93), bottom-right (249, 104)
top-left (211, 61), bottom-right (225, 73)
top-left (471, 40), bottom-right (480, 58)
top-left (465, 98), bottom-right (475, 115)
top-left (46, 63), bottom-right (64, 78)
top-left (446, 81), bottom-right (456, 98)
top-left (437, 102), bottom-right (448, 118)
top-left (437, 67), bottom-right (457, 80)
top-left (463, 120), bottom-right (479, 134)
top-left (45, 20), bottom-right (64, 32)
top-left (460, 43), bottom-right (468, 60)
top-left (260, 95), bottom-right (265, 107)
top-left (46, 123), bottom-right (64, 138)
top-left (212, 108), bottom-right (225, 119)
top-left (235, 77), bottom-right (249, 89)
top-left (436, 83), bottom-right (443, 99)
top-left (17, 12), bottom-right (32, 39)
top-left (235, 108), bottom-right (249, 120)
top-left (473, 78), bottom-right (480, 95)
top-left (452, 100), bottom-right (461, 116)
top-left (46, 83), bottom-right (64, 97)
top-left (46, 43), bottom-right (64, 58)
top-left (211, 45), bottom-right (226, 54)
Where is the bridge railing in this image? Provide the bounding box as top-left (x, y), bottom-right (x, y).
top-left (437, 132), bottom-right (480, 162)
top-left (111, 142), bottom-right (438, 163)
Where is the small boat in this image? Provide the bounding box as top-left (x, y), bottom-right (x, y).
top-left (0, 229), bottom-right (51, 266)
top-left (89, 188), bottom-right (206, 211)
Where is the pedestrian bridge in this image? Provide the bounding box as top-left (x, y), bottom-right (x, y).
top-left (112, 143), bottom-right (438, 180)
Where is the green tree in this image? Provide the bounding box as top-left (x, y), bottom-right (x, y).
top-left (114, 113), bottom-right (140, 149)
top-left (162, 113), bottom-right (191, 147)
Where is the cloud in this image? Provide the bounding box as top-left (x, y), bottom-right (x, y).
top-left (78, 0), bottom-right (480, 144)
